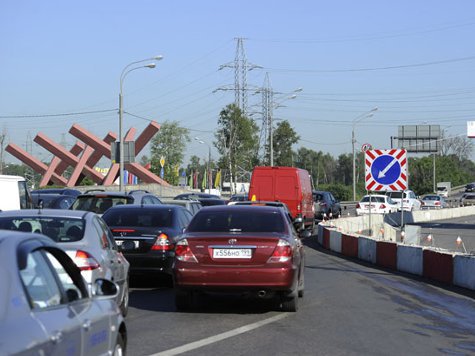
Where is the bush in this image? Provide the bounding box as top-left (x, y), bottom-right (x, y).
top-left (315, 184), bottom-right (352, 201)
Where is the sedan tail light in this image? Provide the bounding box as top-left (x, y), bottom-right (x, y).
top-left (151, 233), bottom-right (174, 251)
top-left (268, 239), bottom-right (292, 263)
top-left (74, 250), bottom-right (100, 271)
top-left (380, 204), bottom-right (386, 209)
top-left (175, 239), bottom-right (198, 262)
top-left (356, 203), bottom-right (361, 209)
top-left (435, 201), bottom-right (441, 206)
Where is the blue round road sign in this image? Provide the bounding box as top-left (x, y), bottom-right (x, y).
top-left (371, 155), bottom-right (401, 185)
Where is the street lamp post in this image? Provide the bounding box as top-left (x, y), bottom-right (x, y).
top-left (195, 137), bottom-right (212, 191)
top-left (269, 91), bottom-right (301, 166)
top-left (118, 55), bottom-right (163, 192)
top-left (352, 107), bottom-right (378, 201)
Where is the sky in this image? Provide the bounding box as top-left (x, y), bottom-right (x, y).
top-left (1, 0), bottom-right (475, 167)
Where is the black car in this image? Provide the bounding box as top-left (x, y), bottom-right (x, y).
top-left (31, 192), bottom-right (76, 209)
top-left (173, 193), bottom-right (226, 206)
top-left (313, 190), bottom-right (341, 220)
top-left (31, 188), bottom-right (82, 197)
top-left (70, 189), bottom-right (162, 215)
top-left (465, 183), bottom-right (475, 192)
top-left (102, 204), bottom-right (193, 277)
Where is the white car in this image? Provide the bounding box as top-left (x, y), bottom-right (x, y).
top-left (356, 194), bottom-right (398, 215)
top-left (385, 190), bottom-right (422, 212)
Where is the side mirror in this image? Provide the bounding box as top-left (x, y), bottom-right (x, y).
top-left (93, 278), bottom-right (118, 298)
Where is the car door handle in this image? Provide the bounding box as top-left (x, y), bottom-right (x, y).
top-left (51, 331), bottom-right (63, 344)
top-left (82, 319), bottom-right (92, 331)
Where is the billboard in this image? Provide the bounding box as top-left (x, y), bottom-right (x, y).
top-left (394, 125), bottom-right (440, 153)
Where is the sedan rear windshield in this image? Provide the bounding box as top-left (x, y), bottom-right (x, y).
top-left (103, 209), bottom-right (174, 228)
top-left (361, 196), bottom-right (386, 203)
top-left (71, 196), bottom-right (132, 214)
top-left (0, 217), bottom-right (85, 242)
top-left (187, 210), bottom-right (286, 233)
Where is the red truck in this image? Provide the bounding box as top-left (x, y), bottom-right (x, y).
top-left (248, 166), bottom-right (315, 232)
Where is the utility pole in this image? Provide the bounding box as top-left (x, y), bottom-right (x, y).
top-left (0, 127), bottom-right (6, 175)
top-left (217, 37), bottom-right (261, 115)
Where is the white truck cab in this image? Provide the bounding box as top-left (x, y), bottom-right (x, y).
top-left (0, 175), bottom-right (32, 211)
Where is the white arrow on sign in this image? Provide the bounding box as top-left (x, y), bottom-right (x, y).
top-left (378, 157), bottom-right (398, 178)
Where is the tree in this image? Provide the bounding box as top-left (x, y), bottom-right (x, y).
top-left (336, 153), bottom-right (352, 186)
top-left (150, 121), bottom-right (190, 185)
top-left (439, 130), bottom-right (474, 160)
top-left (214, 104), bottom-right (259, 187)
top-left (272, 120), bottom-right (299, 166)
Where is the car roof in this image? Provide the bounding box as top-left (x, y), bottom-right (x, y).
top-left (102, 204), bottom-right (185, 211)
top-left (0, 209), bottom-right (90, 219)
top-left (198, 205), bottom-right (283, 213)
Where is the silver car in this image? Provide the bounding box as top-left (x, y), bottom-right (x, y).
top-left (0, 209), bottom-right (130, 316)
top-left (0, 231), bottom-right (127, 355)
top-left (421, 194), bottom-right (448, 209)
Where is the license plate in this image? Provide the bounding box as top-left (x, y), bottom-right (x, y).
top-left (116, 240), bottom-right (139, 249)
top-left (213, 248), bottom-right (252, 259)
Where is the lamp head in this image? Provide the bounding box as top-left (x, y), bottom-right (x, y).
top-left (145, 63), bottom-right (156, 69)
top-left (153, 55), bottom-right (164, 61)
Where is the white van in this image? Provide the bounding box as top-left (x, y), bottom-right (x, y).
top-left (0, 175), bottom-right (33, 211)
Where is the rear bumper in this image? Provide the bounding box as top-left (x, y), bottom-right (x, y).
top-left (124, 252), bottom-right (173, 274)
top-left (174, 264), bottom-right (297, 291)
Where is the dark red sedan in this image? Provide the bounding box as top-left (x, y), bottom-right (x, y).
top-left (172, 205), bottom-right (305, 312)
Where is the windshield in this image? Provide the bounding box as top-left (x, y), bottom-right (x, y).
top-left (361, 196), bottom-right (386, 203)
top-left (103, 208), bottom-right (174, 228)
top-left (71, 196), bottom-right (131, 213)
top-left (187, 210), bottom-right (285, 233)
top-left (0, 216), bottom-right (85, 242)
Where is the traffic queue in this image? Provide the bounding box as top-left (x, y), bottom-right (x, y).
top-left (0, 167), bottom-right (316, 355)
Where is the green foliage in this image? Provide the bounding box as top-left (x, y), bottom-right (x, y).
top-left (272, 120), bottom-right (299, 166)
top-left (150, 121), bottom-right (190, 185)
top-left (409, 154), bottom-right (475, 195)
top-left (214, 104), bottom-right (259, 181)
top-left (316, 183), bottom-right (352, 201)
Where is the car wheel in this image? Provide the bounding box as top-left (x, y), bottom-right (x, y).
top-left (298, 273), bottom-right (304, 298)
top-left (119, 278), bottom-right (129, 317)
top-left (175, 290), bottom-right (193, 311)
top-left (280, 293), bottom-right (299, 312)
top-left (113, 333), bottom-right (125, 356)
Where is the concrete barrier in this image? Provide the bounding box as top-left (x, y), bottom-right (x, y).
top-left (376, 241), bottom-right (397, 270)
top-left (423, 250), bottom-right (454, 285)
top-left (453, 255), bottom-right (475, 290)
top-left (341, 234), bottom-right (358, 258)
top-left (358, 236), bottom-right (377, 264)
top-left (329, 230), bottom-right (342, 253)
top-left (397, 245), bottom-right (423, 276)
top-left (317, 223), bottom-right (324, 245)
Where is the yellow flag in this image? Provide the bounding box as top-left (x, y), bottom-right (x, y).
top-left (214, 169), bottom-right (221, 188)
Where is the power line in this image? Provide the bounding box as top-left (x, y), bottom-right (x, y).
top-left (264, 55), bottom-right (475, 73)
top-left (0, 109), bottom-right (116, 119)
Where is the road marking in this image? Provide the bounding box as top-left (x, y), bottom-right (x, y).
top-left (150, 313), bottom-right (289, 356)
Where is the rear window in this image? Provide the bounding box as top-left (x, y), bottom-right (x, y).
top-left (0, 217), bottom-right (84, 242)
top-left (314, 193), bottom-right (324, 202)
top-left (361, 196), bottom-right (385, 203)
top-left (386, 192), bottom-right (403, 199)
top-left (103, 208), bottom-right (174, 228)
top-left (187, 210), bottom-right (286, 233)
top-left (423, 196), bottom-right (439, 201)
top-left (71, 195), bottom-right (132, 213)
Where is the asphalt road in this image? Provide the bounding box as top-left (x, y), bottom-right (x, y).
top-left (125, 237), bottom-right (475, 356)
top-left (407, 215), bottom-right (475, 253)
